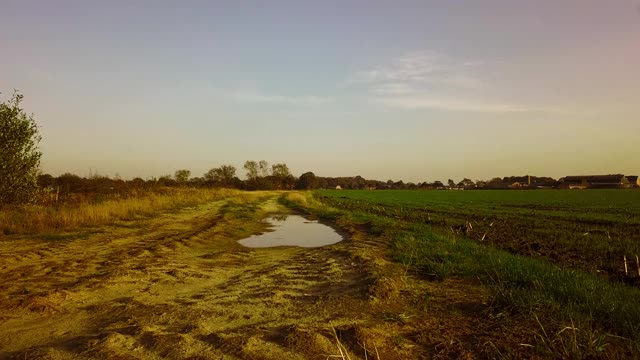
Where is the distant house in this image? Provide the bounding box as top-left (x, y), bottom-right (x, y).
top-left (626, 175), bottom-right (639, 188)
top-left (560, 174), bottom-right (629, 189)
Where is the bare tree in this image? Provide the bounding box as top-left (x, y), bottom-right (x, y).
top-left (243, 160), bottom-right (258, 180)
top-left (258, 160), bottom-right (270, 177)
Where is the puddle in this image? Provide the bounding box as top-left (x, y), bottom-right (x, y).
top-left (238, 215), bottom-right (344, 248)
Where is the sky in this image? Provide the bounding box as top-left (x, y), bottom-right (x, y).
top-left (1, 0), bottom-right (639, 182)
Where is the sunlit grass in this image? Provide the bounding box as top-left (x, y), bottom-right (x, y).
top-left (0, 187), bottom-right (239, 235)
top-left (393, 225), bottom-right (640, 341)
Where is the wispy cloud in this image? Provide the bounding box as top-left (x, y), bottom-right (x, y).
top-left (350, 51), bottom-right (443, 84)
top-left (348, 51), bottom-right (532, 113)
top-left (349, 51), bottom-right (484, 90)
top-left (378, 96), bottom-right (532, 113)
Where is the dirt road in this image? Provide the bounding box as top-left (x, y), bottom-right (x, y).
top-left (1, 192), bottom-right (514, 359)
top-left (0, 193), bottom-right (393, 359)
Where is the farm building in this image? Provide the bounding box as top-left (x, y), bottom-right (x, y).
top-left (626, 175), bottom-right (639, 187)
top-left (559, 174), bottom-right (629, 189)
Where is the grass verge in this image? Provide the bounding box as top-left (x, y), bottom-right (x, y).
top-left (0, 187), bottom-right (239, 235)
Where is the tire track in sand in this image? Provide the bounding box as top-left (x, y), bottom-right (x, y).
top-left (0, 193), bottom-right (376, 359)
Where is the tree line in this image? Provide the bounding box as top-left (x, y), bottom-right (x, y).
top-left (0, 91), bottom-right (582, 207)
top-left (165, 161), bottom-right (298, 190)
top-left (33, 169), bottom-right (564, 196)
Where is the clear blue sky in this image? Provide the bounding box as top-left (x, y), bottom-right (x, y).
top-left (2, 0), bottom-right (639, 182)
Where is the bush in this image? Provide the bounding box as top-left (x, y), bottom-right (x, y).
top-left (0, 92), bottom-right (42, 206)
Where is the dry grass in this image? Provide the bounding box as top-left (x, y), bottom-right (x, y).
top-left (330, 327), bottom-right (352, 360)
top-left (0, 187), bottom-right (239, 235)
top-left (285, 191), bottom-right (338, 209)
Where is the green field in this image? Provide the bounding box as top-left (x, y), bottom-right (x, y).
top-left (292, 189), bottom-right (640, 355)
top-left (317, 189), bottom-right (640, 278)
top-left (319, 189), bottom-right (640, 210)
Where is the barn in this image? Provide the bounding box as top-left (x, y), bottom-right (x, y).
top-left (625, 175), bottom-right (639, 188)
top-left (560, 175), bottom-right (629, 189)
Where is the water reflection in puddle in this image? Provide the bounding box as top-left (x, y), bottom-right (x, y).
top-left (238, 215), bottom-right (344, 248)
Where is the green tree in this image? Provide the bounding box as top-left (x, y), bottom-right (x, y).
top-left (271, 163), bottom-right (294, 189)
top-left (174, 169), bottom-right (191, 184)
top-left (0, 92), bottom-right (42, 205)
top-left (296, 172), bottom-right (318, 190)
top-left (460, 178), bottom-right (475, 188)
top-left (204, 165), bottom-right (237, 186)
top-left (271, 163), bottom-right (291, 178)
top-left (37, 174), bottom-right (55, 188)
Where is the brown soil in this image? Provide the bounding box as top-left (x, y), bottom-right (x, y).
top-left (0, 193), bottom-right (558, 359)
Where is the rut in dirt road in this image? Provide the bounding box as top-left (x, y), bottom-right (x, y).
top-left (0, 194), bottom-right (380, 359)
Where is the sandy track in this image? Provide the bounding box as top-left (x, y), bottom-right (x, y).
top-left (0, 195), bottom-right (380, 359)
top-left (0, 193), bottom-right (520, 359)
